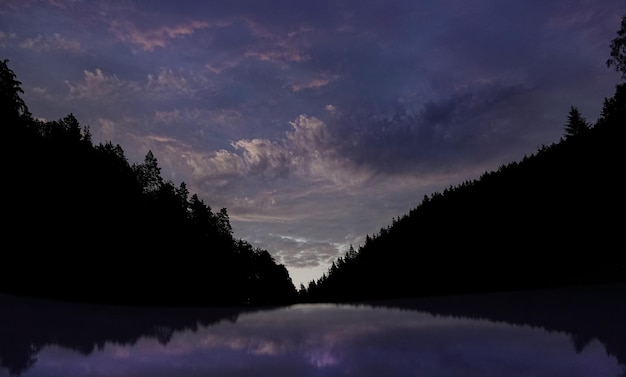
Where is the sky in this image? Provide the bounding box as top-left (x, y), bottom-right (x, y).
top-left (1, 0), bottom-right (624, 288)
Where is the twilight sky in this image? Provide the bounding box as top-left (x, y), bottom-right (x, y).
top-left (1, 0), bottom-right (623, 288)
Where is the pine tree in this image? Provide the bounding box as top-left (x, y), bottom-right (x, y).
top-left (133, 150), bottom-right (163, 193)
top-left (0, 59), bottom-right (30, 121)
top-left (563, 106), bottom-right (590, 139)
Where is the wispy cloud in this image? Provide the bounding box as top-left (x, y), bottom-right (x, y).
top-left (205, 60), bottom-right (241, 75)
top-left (147, 67), bottom-right (196, 97)
top-left (20, 33), bottom-right (82, 53)
top-left (269, 233), bottom-right (346, 268)
top-left (0, 31), bottom-right (16, 47)
top-left (190, 114), bottom-right (372, 188)
top-left (244, 49), bottom-right (309, 64)
top-left (63, 66), bottom-right (207, 104)
top-left (93, 118), bottom-right (117, 142)
top-left (65, 68), bottom-right (139, 99)
top-left (231, 138), bottom-right (292, 177)
top-left (287, 74), bottom-right (336, 92)
top-left (109, 19), bottom-right (210, 52)
top-left (0, 0), bottom-right (34, 12)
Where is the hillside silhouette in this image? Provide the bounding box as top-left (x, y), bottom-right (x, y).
top-left (301, 82), bottom-right (625, 302)
top-left (301, 17), bottom-right (626, 303)
top-left (0, 59), bottom-right (297, 307)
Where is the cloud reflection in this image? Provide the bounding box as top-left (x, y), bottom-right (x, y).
top-left (10, 302), bottom-right (622, 377)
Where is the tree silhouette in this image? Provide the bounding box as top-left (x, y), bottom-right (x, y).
top-left (607, 15), bottom-right (626, 80)
top-left (301, 51), bottom-right (626, 302)
top-left (0, 59), bottom-right (29, 121)
top-left (133, 150), bottom-right (164, 194)
top-left (0, 59), bottom-right (297, 306)
top-left (563, 106), bottom-right (590, 139)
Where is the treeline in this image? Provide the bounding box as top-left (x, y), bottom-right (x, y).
top-left (301, 82), bottom-right (625, 303)
top-left (1, 59), bottom-right (297, 306)
top-left (300, 17), bottom-right (626, 302)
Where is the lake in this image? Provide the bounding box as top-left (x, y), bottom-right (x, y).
top-left (0, 284), bottom-right (624, 377)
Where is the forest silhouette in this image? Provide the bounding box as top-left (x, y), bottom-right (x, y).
top-left (1, 16), bottom-right (625, 307)
top-left (1, 59), bottom-right (297, 307)
top-left (299, 16), bottom-right (626, 302)
top-left (300, 78), bottom-right (625, 301)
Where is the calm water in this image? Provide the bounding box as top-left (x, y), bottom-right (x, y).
top-left (1, 285), bottom-right (624, 377)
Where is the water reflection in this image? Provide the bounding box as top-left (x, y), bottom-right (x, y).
top-left (1, 285), bottom-right (624, 377)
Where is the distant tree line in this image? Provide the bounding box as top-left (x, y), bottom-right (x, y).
top-left (0, 59), bottom-right (297, 306)
top-left (300, 16), bottom-right (626, 303)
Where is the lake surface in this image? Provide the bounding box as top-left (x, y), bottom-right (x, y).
top-left (1, 284), bottom-right (624, 377)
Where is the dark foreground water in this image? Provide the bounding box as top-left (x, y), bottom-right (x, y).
top-left (1, 284), bottom-right (624, 377)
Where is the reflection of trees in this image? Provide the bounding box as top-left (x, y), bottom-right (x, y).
top-left (0, 294), bottom-right (267, 376)
top-left (362, 284), bottom-right (626, 374)
top-left (1, 286), bottom-right (623, 377)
